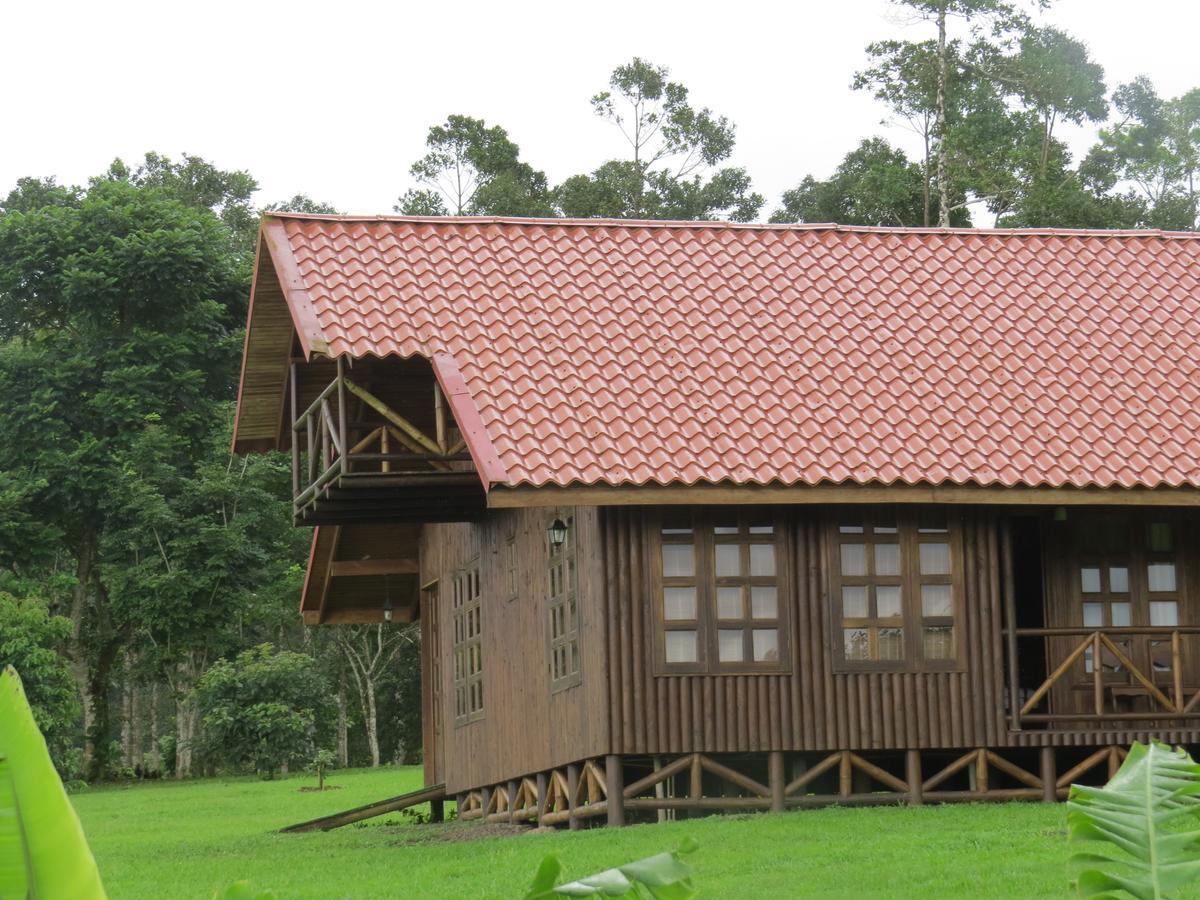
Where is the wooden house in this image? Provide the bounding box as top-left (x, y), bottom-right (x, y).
top-left (234, 214), bottom-right (1200, 825)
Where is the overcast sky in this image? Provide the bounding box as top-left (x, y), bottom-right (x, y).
top-left (3, 0), bottom-right (1198, 222)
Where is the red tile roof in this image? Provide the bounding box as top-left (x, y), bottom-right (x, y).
top-left (261, 214), bottom-right (1200, 491)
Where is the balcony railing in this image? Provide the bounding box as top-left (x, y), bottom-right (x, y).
top-left (1009, 626), bottom-right (1200, 728)
top-left (290, 359), bottom-right (474, 520)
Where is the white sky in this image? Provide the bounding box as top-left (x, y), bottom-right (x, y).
top-left (3, 0), bottom-right (1198, 222)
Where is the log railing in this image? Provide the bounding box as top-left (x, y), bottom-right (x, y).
top-left (1010, 625), bottom-right (1200, 727)
top-left (290, 359), bottom-right (472, 515)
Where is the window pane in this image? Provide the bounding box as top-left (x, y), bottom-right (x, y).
top-left (713, 524), bottom-right (739, 535)
top-left (663, 587), bottom-right (697, 621)
top-left (878, 628), bottom-right (905, 660)
top-left (718, 629), bottom-right (744, 662)
top-left (665, 630), bottom-right (698, 664)
top-left (1150, 601), bottom-right (1179, 627)
top-left (843, 628), bottom-right (869, 660)
top-left (1109, 567), bottom-right (1129, 594)
top-left (839, 523), bottom-right (865, 534)
top-left (752, 629), bottom-right (780, 662)
top-left (1111, 602), bottom-right (1132, 627)
top-left (715, 544), bottom-right (741, 577)
top-left (1147, 522), bottom-right (1173, 552)
top-left (662, 543), bottom-right (695, 577)
top-left (840, 544), bottom-right (867, 576)
top-left (749, 544), bottom-right (776, 577)
top-left (1082, 602), bottom-right (1103, 627)
top-left (717, 586), bottom-right (743, 620)
top-left (874, 543), bottom-right (900, 576)
top-left (917, 511), bottom-right (948, 533)
top-left (751, 586), bottom-right (778, 619)
top-left (1080, 567), bottom-right (1101, 594)
top-left (873, 521), bottom-right (898, 535)
top-left (876, 585), bottom-right (903, 619)
top-left (661, 520), bottom-right (693, 536)
top-left (749, 524), bottom-right (774, 535)
top-left (919, 543), bottom-right (951, 576)
top-left (1148, 563), bottom-right (1177, 593)
top-left (842, 586), bottom-right (868, 618)
top-left (923, 626), bottom-right (954, 660)
top-left (921, 584), bottom-right (953, 617)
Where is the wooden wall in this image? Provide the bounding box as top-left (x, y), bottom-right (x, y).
top-left (420, 507), bottom-right (609, 792)
top-left (600, 506), bottom-right (1010, 755)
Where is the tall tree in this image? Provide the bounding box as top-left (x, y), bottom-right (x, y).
top-left (395, 115), bottom-right (554, 217)
top-left (333, 624), bottom-right (416, 768)
top-left (557, 58), bottom-right (762, 221)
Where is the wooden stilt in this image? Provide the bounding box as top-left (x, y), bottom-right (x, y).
top-left (606, 755), bottom-right (625, 827)
top-left (768, 751), bottom-right (785, 812)
top-left (1040, 747), bottom-right (1056, 803)
top-left (838, 751), bottom-right (852, 798)
top-left (567, 763), bottom-right (581, 831)
top-left (906, 750), bottom-right (923, 806)
top-left (429, 798), bottom-right (444, 823)
top-left (507, 779), bottom-right (518, 823)
top-left (536, 772), bottom-right (548, 826)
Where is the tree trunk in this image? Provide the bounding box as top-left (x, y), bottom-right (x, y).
top-left (173, 653), bottom-right (203, 779)
top-left (147, 682), bottom-right (162, 775)
top-left (935, 1), bottom-right (951, 227)
top-left (336, 677), bottom-right (349, 768)
top-left (68, 529), bottom-right (97, 775)
top-left (365, 678), bottom-right (380, 768)
top-left (84, 636), bottom-right (119, 782)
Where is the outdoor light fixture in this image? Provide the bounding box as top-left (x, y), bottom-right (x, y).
top-left (383, 575), bottom-right (393, 622)
top-left (548, 517), bottom-right (569, 551)
top-left (1054, 506), bottom-right (1068, 522)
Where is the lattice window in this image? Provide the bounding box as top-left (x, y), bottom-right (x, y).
top-left (832, 509), bottom-right (961, 672)
top-left (504, 533), bottom-right (518, 602)
top-left (452, 562), bottom-right (484, 725)
top-left (655, 510), bottom-right (788, 673)
top-left (547, 513), bottom-right (581, 691)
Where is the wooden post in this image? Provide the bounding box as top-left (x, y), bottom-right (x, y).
top-left (1173, 630), bottom-right (1184, 711)
top-left (606, 755), bottom-right (625, 827)
top-left (566, 763), bottom-right (581, 831)
top-left (1040, 747), bottom-right (1056, 803)
top-left (429, 797), bottom-right (444, 823)
top-left (335, 356), bottom-right (348, 475)
top-left (906, 750), bottom-right (923, 806)
top-left (1001, 519), bottom-right (1021, 731)
top-left (536, 772), bottom-right (548, 827)
top-left (768, 751), bottom-right (785, 812)
top-left (975, 749), bottom-right (989, 794)
top-left (1093, 632), bottom-right (1104, 717)
top-left (289, 363), bottom-right (300, 500)
top-left (507, 779), bottom-right (518, 824)
top-left (480, 786), bottom-right (492, 820)
top-left (838, 751), bottom-right (852, 798)
top-left (689, 754), bottom-right (703, 800)
top-left (434, 381), bottom-right (447, 453)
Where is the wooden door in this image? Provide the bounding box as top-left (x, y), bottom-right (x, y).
top-left (420, 581), bottom-right (444, 785)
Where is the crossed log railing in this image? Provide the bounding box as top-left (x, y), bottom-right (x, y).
top-left (290, 359), bottom-right (472, 514)
top-left (1011, 626), bottom-right (1200, 727)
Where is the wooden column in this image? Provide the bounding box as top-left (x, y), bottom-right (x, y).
top-left (480, 786), bottom-right (492, 821)
top-left (606, 755), bottom-right (625, 827)
top-left (335, 356), bottom-right (348, 474)
top-left (567, 763), bottom-right (581, 831)
top-left (1040, 746), bottom-right (1056, 803)
top-left (1001, 519), bottom-right (1021, 731)
top-left (507, 779), bottom-right (518, 824)
top-left (536, 772), bottom-right (549, 827)
top-left (289, 363), bottom-right (299, 499)
top-left (429, 798), bottom-right (444, 823)
top-left (768, 751), bottom-right (785, 812)
top-left (906, 750), bottom-right (923, 806)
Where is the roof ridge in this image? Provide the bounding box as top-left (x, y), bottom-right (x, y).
top-left (261, 211), bottom-right (1200, 240)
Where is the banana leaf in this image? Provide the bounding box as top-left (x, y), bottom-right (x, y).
top-left (0, 665), bottom-right (107, 899)
top-left (1067, 741), bottom-right (1200, 899)
top-left (525, 838), bottom-right (698, 899)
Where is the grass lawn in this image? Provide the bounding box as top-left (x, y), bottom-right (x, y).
top-left (73, 765), bottom-right (1089, 898)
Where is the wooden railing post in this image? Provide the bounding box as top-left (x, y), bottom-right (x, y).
top-left (289, 363), bottom-right (300, 503)
top-left (1001, 518), bottom-right (1021, 730)
top-left (1173, 630), bottom-right (1184, 712)
top-left (1092, 632), bottom-right (1104, 718)
top-left (336, 356), bottom-right (348, 476)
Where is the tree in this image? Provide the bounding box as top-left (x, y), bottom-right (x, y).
top-left (0, 173), bottom-right (243, 780)
top-left (264, 194), bottom-right (340, 215)
top-left (396, 115), bottom-right (555, 217)
top-left (557, 58), bottom-right (762, 221)
top-left (0, 592), bottom-right (77, 768)
top-left (195, 643), bottom-right (334, 778)
top-left (1092, 77), bottom-right (1200, 229)
top-left (333, 624), bottom-right (417, 768)
top-left (771, 138), bottom-right (950, 226)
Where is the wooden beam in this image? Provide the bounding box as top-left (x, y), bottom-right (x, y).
top-left (486, 482), bottom-right (1200, 509)
top-left (302, 605), bottom-right (416, 626)
top-left (343, 378), bottom-right (442, 456)
top-left (329, 558), bottom-right (419, 577)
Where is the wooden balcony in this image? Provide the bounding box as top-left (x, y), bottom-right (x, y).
top-left (290, 358), bottom-right (485, 525)
top-left (1009, 626), bottom-right (1200, 728)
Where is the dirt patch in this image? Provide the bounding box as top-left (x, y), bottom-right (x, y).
top-left (297, 785), bottom-right (343, 793)
top-left (384, 820), bottom-right (532, 845)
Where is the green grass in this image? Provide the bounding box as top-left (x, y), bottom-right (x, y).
top-left (73, 766), bottom-right (1083, 898)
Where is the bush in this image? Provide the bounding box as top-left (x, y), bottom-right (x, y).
top-left (196, 644), bottom-right (334, 778)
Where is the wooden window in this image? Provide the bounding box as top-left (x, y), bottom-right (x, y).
top-left (831, 508), bottom-right (963, 672)
top-left (654, 510), bottom-right (788, 674)
top-left (504, 533), bottom-right (518, 602)
top-left (547, 513), bottom-right (581, 691)
top-left (451, 561), bottom-right (484, 725)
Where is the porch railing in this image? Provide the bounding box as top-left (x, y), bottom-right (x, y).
top-left (1008, 626), bottom-right (1200, 727)
top-left (290, 358), bottom-right (472, 515)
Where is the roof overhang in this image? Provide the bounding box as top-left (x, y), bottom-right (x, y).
top-left (300, 524), bottom-right (422, 625)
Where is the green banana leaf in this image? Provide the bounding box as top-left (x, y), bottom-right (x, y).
top-left (0, 665), bottom-right (107, 899)
top-left (1067, 741), bottom-right (1200, 899)
top-left (525, 838), bottom-right (698, 899)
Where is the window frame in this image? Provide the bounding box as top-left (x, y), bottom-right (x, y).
top-left (546, 511), bottom-right (582, 693)
top-left (451, 560), bottom-right (485, 726)
top-left (828, 507), bottom-right (965, 674)
top-left (651, 508), bottom-right (791, 676)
